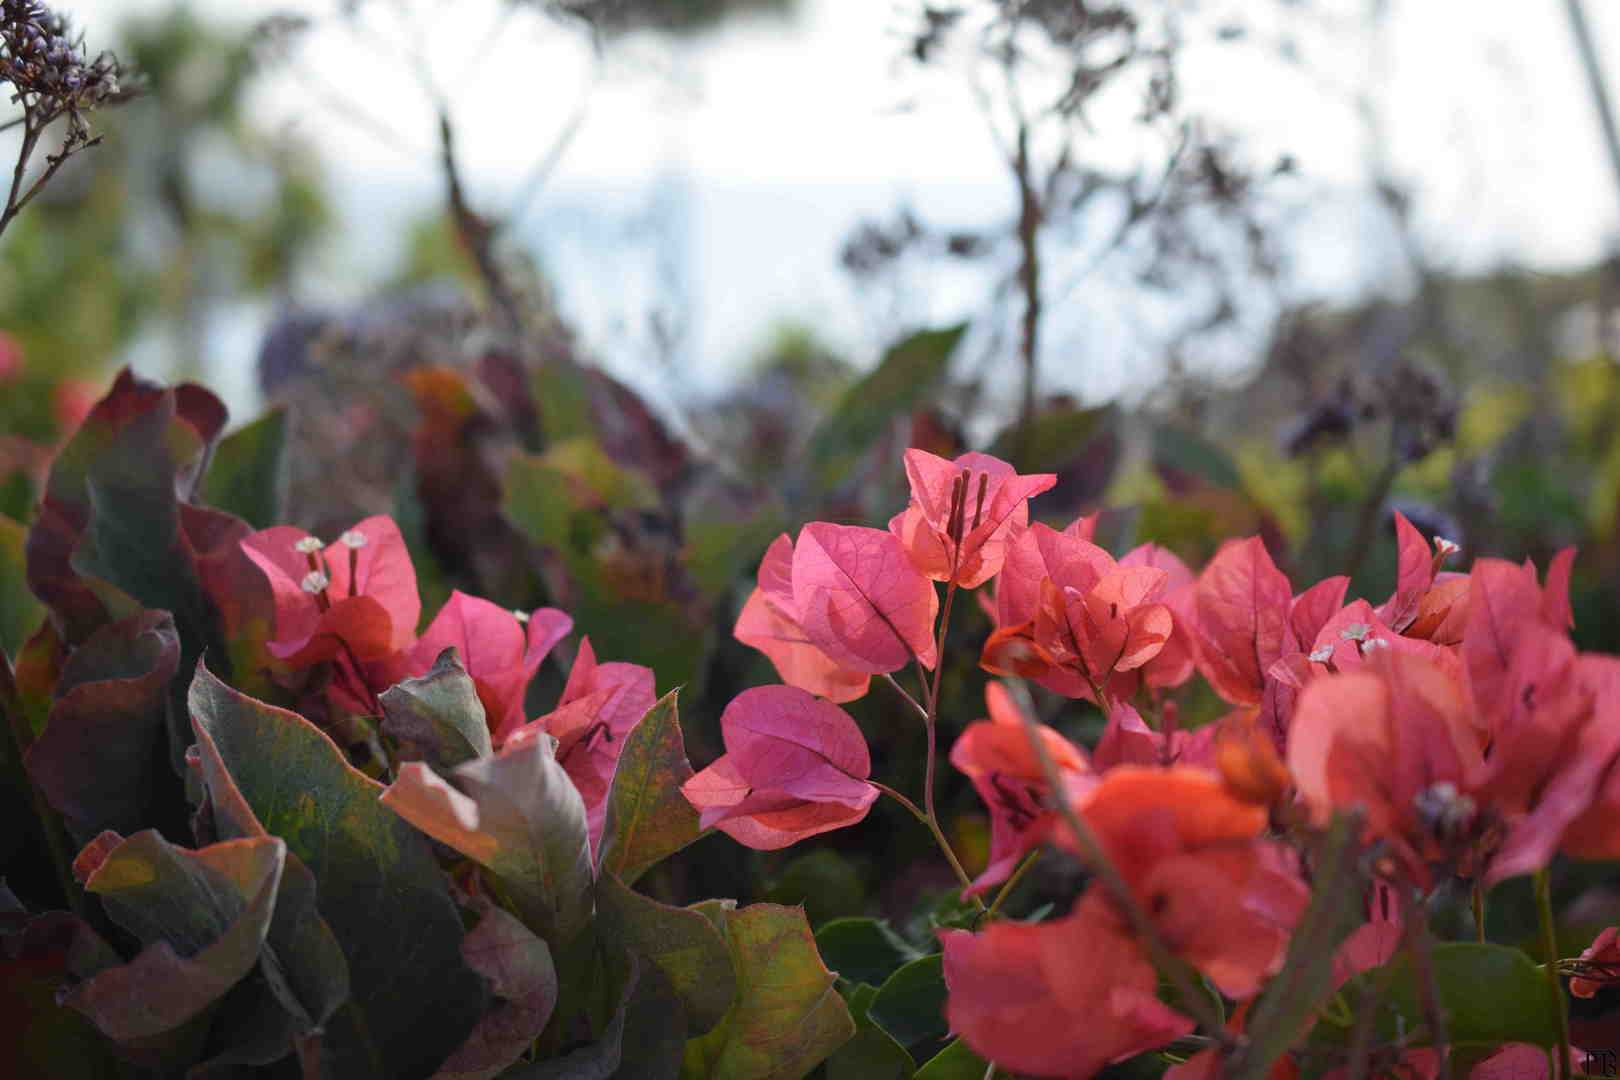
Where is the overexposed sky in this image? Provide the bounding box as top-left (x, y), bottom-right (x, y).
top-left (50, 0), bottom-right (1620, 406)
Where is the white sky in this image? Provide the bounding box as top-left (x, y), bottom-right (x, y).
top-left (50, 0), bottom-right (1620, 409)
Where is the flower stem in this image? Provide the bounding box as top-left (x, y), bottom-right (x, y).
top-left (881, 672), bottom-right (930, 723)
top-left (984, 850), bottom-right (1040, 922)
top-left (1535, 869), bottom-right (1572, 1080)
top-left (869, 779), bottom-right (927, 824)
top-left (1400, 886), bottom-right (1450, 1079)
top-left (865, 779), bottom-right (983, 909)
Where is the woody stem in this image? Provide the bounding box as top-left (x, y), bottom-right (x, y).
top-left (865, 779), bottom-right (982, 907)
top-left (922, 579), bottom-right (983, 908)
top-left (1017, 707), bottom-right (1234, 1047)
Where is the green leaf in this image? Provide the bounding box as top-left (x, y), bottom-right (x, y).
top-left (201, 410), bottom-right (286, 529)
top-left (1152, 423), bottom-right (1245, 492)
top-left (680, 495), bottom-right (785, 599)
top-left (815, 918), bottom-right (921, 988)
top-left (597, 690), bottom-right (699, 886)
top-left (380, 736), bottom-right (594, 947)
top-left (1306, 942), bottom-right (1562, 1066)
top-left (824, 983), bottom-right (914, 1080)
top-left (595, 873), bottom-right (735, 1036)
top-left (806, 325), bottom-right (966, 491)
top-left (189, 665), bottom-right (487, 1079)
top-left (988, 403), bottom-right (1115, 472)
top-left (763, 850), bottom-right (868, 928)
top-left (434, 898), bottom-right (559, 1080)
top-left (611, 956), bottom-right (688, 1080)
top-left (21, 610), bottom-right (181, 844)
top-left (912, 1038), bottom-right (990, 1079)
top-left (0, 513), bottom-right (42, 658)
top-left (64, 829), bottom-right (284, 1048)
top-left (866, 954), bottom-right (947, 1049)
top-left (379, 646), bottom-right (492, 771)
top-left (681, 903), bottom-right (855, 1080)
top-left (533, 360), bottom-right (597, 446)
top-left (67, 390), bottom-right (224, 659)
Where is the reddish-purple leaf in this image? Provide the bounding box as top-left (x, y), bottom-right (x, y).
top-left (381, 737), bottom-right (594, 945)
top-left (23, 610), bottom-right (180, 842)
top-left (792, 523), bottom-right (939, 673)
top-left (431, 899), bottom-right (558, 1080)
top-left (63, 830), bottom-right (285, 1045)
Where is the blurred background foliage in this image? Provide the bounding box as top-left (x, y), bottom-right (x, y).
top-left (5, 0), bottom-right (1620, 1046)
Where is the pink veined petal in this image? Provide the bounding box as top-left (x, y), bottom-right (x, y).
top-left (756, 533), bottom-right (798, 617)
top-left (1194, 537), bottom-right (1294, 708)
top-left (721, 684), bottom-right (873, 800)
top-left (412, 590), bottom-right (526, 681)
top-left (792, 523), bottom-right (939, 673)
top-left (733, 588), bottom-right (870, 703)
top-left (523, 608), bottom-right (574, 682)
top-left (1289, 575), bottom-right (1350, 654)
top-left (337, 515), bottom-right (420, 653)
top-left (1375, 511), bottom-right (1434, 632)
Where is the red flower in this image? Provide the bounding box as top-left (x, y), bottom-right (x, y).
top-left (1571, 926), bottom-right (1620, 999)
top-left (889, 449), bottom-right (1055, 588)
top-left (1064, 767), bottom-right (1306, 999)
top-left (408, 590), bottom-right (573, 744)
top-left (981, 524), bottom-right (1176, 704)
top-left (950, 682), bottom-right (1095, 894)
top-left (939, 908), bottom-right (1190, 1080)
top-left (506, 637), bottom-right (655, 854)
top-left (240, 515), bottom-right (420, 668)
top-left (939, 766), bottom-right (1306, 1079)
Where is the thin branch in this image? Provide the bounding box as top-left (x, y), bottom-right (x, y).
top-left (1013, 118), bottom-right (1041, 463)
top-left (438, 107), bottom-right (524, 335)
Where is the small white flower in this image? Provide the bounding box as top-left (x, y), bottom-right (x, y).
top-left (294, 536), bottom-right (325, 554)
top-left (1361, 637), bottom-right (1391, 652)
top-left (1338, 623), bottom-right (1371, 642)
top-left (1434, 536), bottom-right (1460, 558)
top-left (300, 570), bottom-right (330, 594)
top-left (1308, 646), bottom-right (1335, 663)
top-left (512, 609), bottom-right (530, 624)
top-left (338, 529), bottom-right (368, 548)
